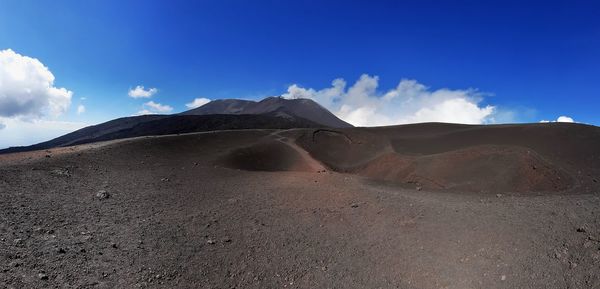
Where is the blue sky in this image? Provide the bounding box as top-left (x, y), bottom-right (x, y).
top-left (0, 0), bottom-right (599, 147)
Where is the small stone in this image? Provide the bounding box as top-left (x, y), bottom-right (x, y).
top-left (57, 248), bottom-right (66, 254)
top-left (569, 261), bottom-right (578, 269)
top-left (577, 227), bottom-right (586, 233)
top-left (223, 238), bottom-right (232, 243)
top-left (496, 194), bottom-right (503, 198)
top-left (96, 190), bottom-right (110, 199)
top-left (161, 178), bottom-right (170, 182)
top-left (111, 243), bottom-right (118, 249)
top-left (416, 186), bottom-right (422, 191)
top-left (500, 275), bottom-right (506, 281)
top-left (46, 229), bottom-right (55, 234)
top-left (38, 273), bottom-right (49, 280)
top-left (207, 239), bottom-right (216, 245)
top-left (350, 203), bottom-right (359, 208)
top-left (13, 238), bottom-right (23, 246)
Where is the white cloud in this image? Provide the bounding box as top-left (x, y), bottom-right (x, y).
top-left (185, 97), bottom-right (211, 109)
top-left (128, 85), bottom-right (157, 98)
top-left (556, 116), bottom-right (574, 123)
top-left (0, 49), bottom-right (72, 119)
top-left (77, 104), bottom-right (86, 115)
top-left (0, 117), bottom-right (87, 148)
top-left (0, 122), bottom-right (5, 130)
top-left (283, 74), bottom-right (495, 126)
top-left (541, 115), bottom-right (575, 123)
top-left (137, 101), bottom-right (173, 115)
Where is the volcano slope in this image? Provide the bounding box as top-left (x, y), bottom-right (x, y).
top-left (1, 123), bottom-right (600, 289)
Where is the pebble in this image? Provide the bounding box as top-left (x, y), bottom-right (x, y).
top-left (96, 190), bottom-right (110, 199)
top-left (350, 203), bottom-right (359, 208)
top-left (38, 273), bottom-right (49, 280)
top-left (207, 239), bottom-right (216, 245)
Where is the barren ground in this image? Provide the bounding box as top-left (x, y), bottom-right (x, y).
top-left (1, 128), bottom-right (600, 288)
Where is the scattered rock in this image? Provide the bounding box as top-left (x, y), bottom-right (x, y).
top-left (577, 227), bottom-right (587, 233)
top-left (96, 190), bottom-right (110, 199)
top-left (51, 168), bottom-right (71, 177)
top-left (569, 261), bottom-right (578, 269)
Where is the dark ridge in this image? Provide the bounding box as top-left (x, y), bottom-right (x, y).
top-left (0, 113), bottom-right (323, 154)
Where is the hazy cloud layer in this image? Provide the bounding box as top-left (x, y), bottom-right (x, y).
top-left (0, 117), bottom-right (86, 148)
top-left (185, 97), bottom-right (211, 109)
top-left (283, 74), bottom-right (496, 126)
top-left (0, 49), bottom-right (72, 119)
top-left (128, 85), bottom-right (157, 98)
top-left (137, 101), bottom-right (173, 115)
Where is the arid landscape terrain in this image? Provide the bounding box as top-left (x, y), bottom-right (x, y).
top-left (1, 122), bottom-right (600, 288)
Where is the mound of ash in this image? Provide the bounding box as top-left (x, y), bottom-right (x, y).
top-left (219, 140), bottom-right (314, 172)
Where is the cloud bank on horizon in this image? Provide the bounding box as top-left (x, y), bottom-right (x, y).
top-left (282, 74), bottom-right (497, 126)
top-left (282, 74), bottom-right (577, 126)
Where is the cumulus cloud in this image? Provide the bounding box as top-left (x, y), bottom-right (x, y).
top-left (137, 101), bottom-right (173, 115)
top-left (128, 85), bottom-right (157, 98)
top-left (77, 104), bottom-right (86, 115)
top-left (540, 115), bottom-right (575, 123)
top-left (185, 97), bottom-right (211, 109)
top-left (283, 74), bottom-right (495, 126)
top-left (556, 116), bottom-right (574, 123)
top-left (0, 49), bottom-right (72, 119)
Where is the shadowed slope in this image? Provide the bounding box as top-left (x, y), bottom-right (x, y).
top-left (297, 123), bottom-right (600, 194)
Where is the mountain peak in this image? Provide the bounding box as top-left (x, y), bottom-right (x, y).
top-left (182, 96), bottom-right (352, 128)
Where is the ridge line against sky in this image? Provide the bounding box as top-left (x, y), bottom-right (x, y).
top-left (1, 0), bottom-right (599, 148)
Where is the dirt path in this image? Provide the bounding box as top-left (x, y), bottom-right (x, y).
top-left (269, 130), bottom-right (327, 172)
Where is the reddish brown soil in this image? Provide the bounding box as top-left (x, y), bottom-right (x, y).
top-left (1, 125), bottom-right (600, 288)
